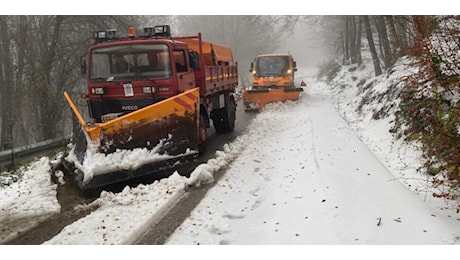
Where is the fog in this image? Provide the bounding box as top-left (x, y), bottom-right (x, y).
top-left (276, 19), bottom-right (332, 69)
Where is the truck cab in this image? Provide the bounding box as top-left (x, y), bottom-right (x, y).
top-left (250, 54), bottom-right (297, 89)
top-left (81, 26), bottom-right (198, 123)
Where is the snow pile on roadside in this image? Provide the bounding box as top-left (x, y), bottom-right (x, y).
top-left (44, 171), bottom-right (188, 245)
top-left (0, 157), bottom-right (60, 243)
top-left (187, 136), bottom-right (252, 187)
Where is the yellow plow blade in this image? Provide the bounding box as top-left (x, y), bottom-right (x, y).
top-left (243, 87), bottom-right (303, 111)
top-left (63, 88), bottom-right (200, 189)
top-left (65, 87), bottom-right (200, 156)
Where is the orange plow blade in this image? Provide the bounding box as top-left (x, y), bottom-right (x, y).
top-left (87, 89), bottom-right (199, 155)
top-left (63, 88), bottom-right (200, 189)
top-left (243, 87), bottom-right (303, 111)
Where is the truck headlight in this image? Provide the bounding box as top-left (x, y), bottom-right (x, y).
top-left (143, 86), bottom-right (156, 94)
top-left (91, 87), bottom-right (105, 95)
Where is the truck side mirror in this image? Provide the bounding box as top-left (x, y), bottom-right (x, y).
top-left (249, 62), bottom-right (254, 72)
top-left (80, 56), bottom-right (86, 76)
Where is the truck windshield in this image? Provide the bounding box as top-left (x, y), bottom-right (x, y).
top-left (90, 43), bottom-right (172, 80)
top-left (256, 56), bottom-right (289, 76)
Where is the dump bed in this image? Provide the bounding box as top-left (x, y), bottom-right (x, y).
top-left (176, 37), bottom-right (238, 97)
top-left (181, 39), bottom-right (233, 65)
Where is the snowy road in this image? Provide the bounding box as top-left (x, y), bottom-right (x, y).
top-left (165, 79), bottom-right (460, 245)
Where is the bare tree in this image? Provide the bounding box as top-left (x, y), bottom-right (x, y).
top-left (395, 16), bottom-right (413, 55)
top-left (0, 15), bottom-right (146, 150)
top-left (343, 17), bottom-right (350, 63)
top-left (317, 16), bottom-right (417, 74)
top-left (346, 16), bottom-right (362, 65)
top-left (385, 15), bottom-right (402, 61)
top-left (363, 16), bottom-right (382, 76)
top-left (373, 16), bottom-right (393, 69)
top-left (0, 16), bottom-right (14, 149)
top-left (318, 16), bottom-right (363, 66)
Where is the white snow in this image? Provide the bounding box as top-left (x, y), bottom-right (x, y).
top-left (66, 135), bottom-right (196, 183)
top-left (0, 157), bottom-right (60, 243)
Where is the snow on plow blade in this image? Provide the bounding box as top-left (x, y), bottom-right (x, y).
top-left (63, 88), bottom-right (200, 189)
top-left (243, 87), bottom-right (303, 111)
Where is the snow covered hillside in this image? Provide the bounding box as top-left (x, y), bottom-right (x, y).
top-left (321, 56), bottom-right (460, 207)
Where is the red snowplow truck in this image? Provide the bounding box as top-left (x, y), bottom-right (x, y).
top-left (63, 25), bottom-right (238, 189)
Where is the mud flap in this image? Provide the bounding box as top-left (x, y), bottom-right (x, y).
top-left (63, 88), bottom-right (200, 189)
top-left (243, 87), bottom-right (303, 111)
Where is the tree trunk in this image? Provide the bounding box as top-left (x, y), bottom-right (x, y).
top-left (0, 17), bottom-right (14, 149)
top-left (363, 16), bottom-right (382, 76)
top-left (385, 15), bottom-right (401, 60)
top-left (349, 16), bottom-right (357, 63)
top-left (374, 16), bottom-right (393, 68)
top-left (355, 16), bottom-right (363, 65)
top-left (341, 33), bottom-right (346, 64)
top-left (344, 17), bottom-right (350, 64)
top-left (396, 16), bottom-right (411, 55)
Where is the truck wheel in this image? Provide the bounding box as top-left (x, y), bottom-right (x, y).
top-left (213, 96), bottom-right (236, 134)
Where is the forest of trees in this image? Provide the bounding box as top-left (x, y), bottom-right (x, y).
top-left (1, 15), bottom-right (459, 190)
top-left (0, 15), bottom-right (145, 151)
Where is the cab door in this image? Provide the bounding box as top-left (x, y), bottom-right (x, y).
top-left (174, 49), bottom-right (195, 92)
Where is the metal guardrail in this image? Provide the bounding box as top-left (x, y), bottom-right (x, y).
top-left (0, 137), bottom-right (69, 166)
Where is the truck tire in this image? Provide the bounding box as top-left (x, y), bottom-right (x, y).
top-left (212, 96), bottom-right (236, 134)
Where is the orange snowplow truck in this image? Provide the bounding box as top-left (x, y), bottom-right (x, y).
top-left (63, 25), bottom-right (238, 189)
top-left (243, 53), bottom-right (303, 111)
